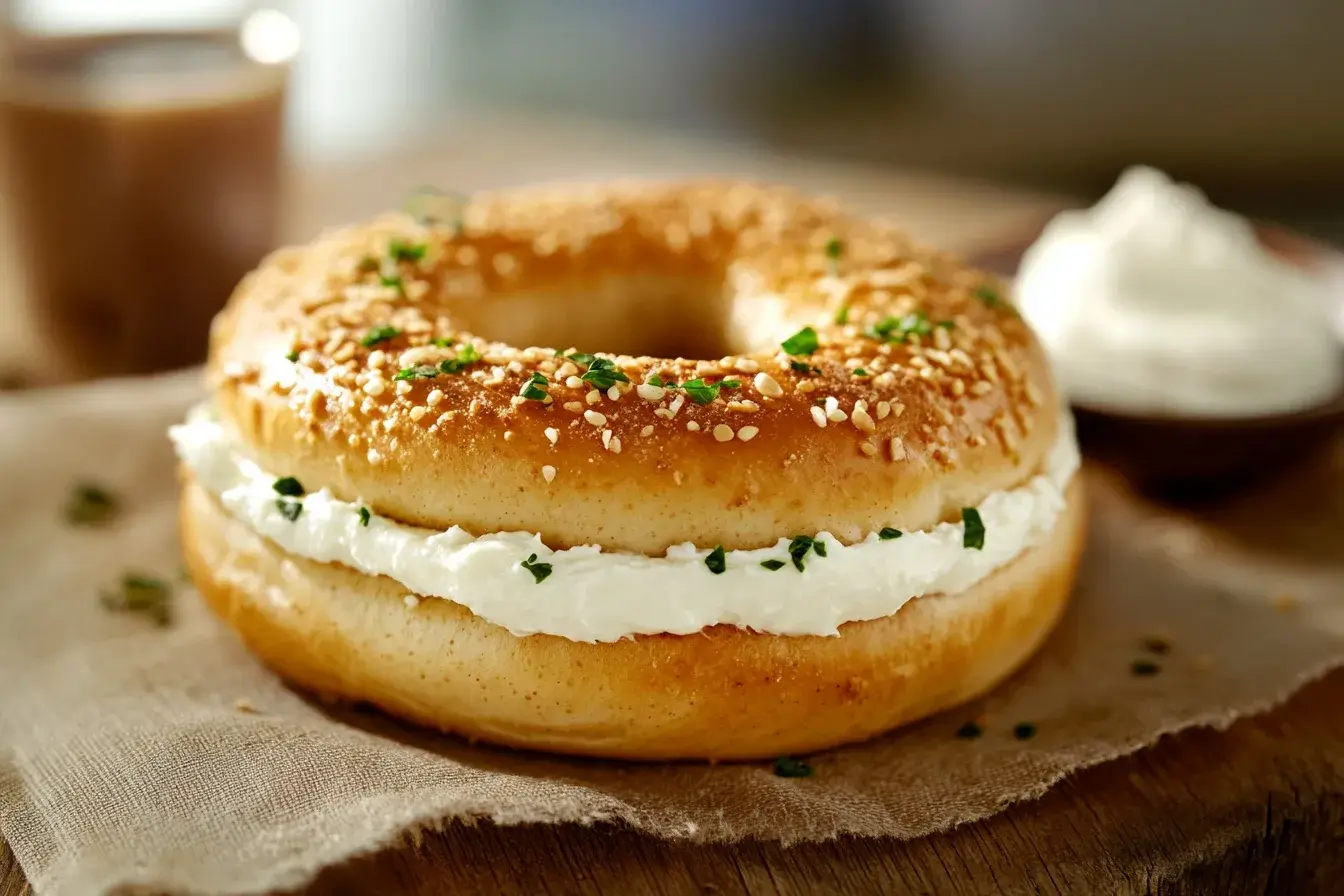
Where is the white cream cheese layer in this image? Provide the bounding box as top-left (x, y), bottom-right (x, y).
top-left (170, 408), bottom-right (1079, 643)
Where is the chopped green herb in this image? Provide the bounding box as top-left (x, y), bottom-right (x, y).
top-left (878, 527), bottom-right (902, 541)
top-left (286, 350), bottom-right (300, 363)
top-left (790, 360), bottom-right (819, 375)
top-left (276, 498), bottom-right (302, 522)
top-left (812, 540), bottom-right (828, 558)
top-left (356, 256), bottom-right (380, 274)
top-left (520, 553), bottom-right (553, 584)
top-left (760, 559), bottom-right (787, 571)
top-left (100, 572), bottom-right (173, 627)
top-left (962, 507), bottom-right (985, 550)
top-left (647, 374), bottom-right (669, 388)
top-left (388, 239), bottom-right (427, 264)
top-left (358, 507), bottom-right (371, 527)
top-left (65, 482), bottom-right (118, 526)
top-left (1130, 660), bottom-right (1161, 677)
top-left (824, 237), bottom-right (844, 268)
top-left (519, 371), bottom-right (550, 401)
top-left (834, 305), bottom-right (851, 325)
top-left (955, 721), bottom-right (983, 739)
top-left (360, 325), bottom-right (402, 348)
top-left (679, 379), bottom-right (724, 405)
top-left (865, 310), bottom-right (936, 344)
top-left (936, 319), bottom-right (957, 330)
top-left (773, 756), bottom-right (814, 778)
top-left (438, 344), bottom-right (481, 374)
top-left (272, 476), bottom-right (304, 497)
top-left (787, 535), bottom-right (823, 572)
top-left (394, 365), bottom-right (440, 381)
top-left (720, 379), bottom-right (742, 390)
top-left (781, 326), bottom-right (819, 356)
top-left (853, 368), bottom-right (869, 377)
top-left (566, 351), bottom-right (597, 368)
top-left (974, 284), bottom-right (1008, 309)
top-left (705, 545), bottom-right (727, 575)
top-left (580, 357), bottom-right (630, 390)
top-left (1012, 722), bottom-right (1037, 741)
top-left (431, 337), bottom-right (455, 348)
top-left (379, 273), bottom-right (404, 292)
top-left (1141, 636), bottom-right (1171, 656)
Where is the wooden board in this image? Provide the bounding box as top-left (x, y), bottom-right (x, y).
top-left (4, 671), bottom-right (1341, 895)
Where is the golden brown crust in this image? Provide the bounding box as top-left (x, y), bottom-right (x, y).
top-left (181, 475), bottom-right (1085, 761)
top-left (209, 180), bottom-right (1058, 552)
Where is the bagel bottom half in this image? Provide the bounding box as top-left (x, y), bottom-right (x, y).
top-left (181, 476), bottom-right (1086, 761)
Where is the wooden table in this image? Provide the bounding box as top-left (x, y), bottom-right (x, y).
top-left (3, 115), bottom-right (1341, 894)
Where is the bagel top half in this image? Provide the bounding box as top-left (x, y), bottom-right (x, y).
top-left (206, 181), bottom-right (1059, 554)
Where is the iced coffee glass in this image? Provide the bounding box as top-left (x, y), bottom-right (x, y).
top-left (0, 1), bottom-right (298, 379)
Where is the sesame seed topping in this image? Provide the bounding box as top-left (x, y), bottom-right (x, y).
top-left (810, 406), bottom-right (827, 428)
top-left (738, 425), bottom-right (759, 442)
top-left (541, 465), bottom-right (556, 483)
top-left (859, 442), bottom-right (878, 457)
top-left (640, 424), bottom-right (654, 436)
top-left (363, 379), bottom-right (386, 397)
top-left (544, 427), bottom-right (559, 444)
top-left (852, 407), bottom-right (875, 432)
top-left (754, 372), bottom-right (783, 397)
top-left (584, 410), bottom-right (607, 427)
top-left (713, 424), bottom-right (734, 442)
top-left (409, 406), bottom-right (426, 422)
top-left (687, 421), bottom-right (701, 431)
top-left (607, 385), bottom-right (621, 401)
top-left (395, 380), bottom-right (413, 396)
top-left (565, 376), bottom-right (583, 389)
top-left (637, 383), bottom-right (666, 401)
top-left (602, 429), bottom-right (613, 449)
top-left (367, 349), bottom-right (386, 368)
top-left (889, 437), bottom-right (906, 461)
top-left (556, 361), bottom-right (579, 379)
top-left (668, 394), bottom-right (686, 416)
top-left (564, 401), bottom-right (584, 413)
top-left (610, 436), bottom-right (623, 453)
top-left (586, 389), bottom-right (601, 405)
top-left (825, 397), bottom-right (847, 422)
top-left (425, 388), bottom-right (443, 406)
top-left (876, 401), bottom-right (891, 420)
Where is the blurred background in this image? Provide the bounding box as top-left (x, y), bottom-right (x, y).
top-left (2, 0), bottom-right (1343, 383)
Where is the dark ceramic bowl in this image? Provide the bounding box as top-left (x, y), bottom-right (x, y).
top-left (973, 223), bottom-right (1344, 497)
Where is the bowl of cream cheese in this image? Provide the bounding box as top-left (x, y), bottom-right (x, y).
top-left (977, 166), bottom-right (1344, 492)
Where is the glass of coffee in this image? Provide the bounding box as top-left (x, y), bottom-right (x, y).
top-left (0, 1), bottom-right (298, 380)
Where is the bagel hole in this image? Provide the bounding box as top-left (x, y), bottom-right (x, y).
top-left (446, 276), bottom-right (748, 360)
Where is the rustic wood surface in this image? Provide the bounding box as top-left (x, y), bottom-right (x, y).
top-left (3, 115), bottom-right (1341, 894)
top-left (3, 671), bottom-right (1341, 895)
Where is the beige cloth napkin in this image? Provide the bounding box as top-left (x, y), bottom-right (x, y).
top-left (2, 370), bottom-right (1341, 896)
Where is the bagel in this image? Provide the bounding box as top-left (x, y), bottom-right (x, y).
top-left (172, 180), bottom-right (1084, 760)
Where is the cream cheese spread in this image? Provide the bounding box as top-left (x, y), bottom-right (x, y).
top-left (170, 407), bottom-right (1080, 643)
top-left (1017, 166), bottom-right (1344, 418)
